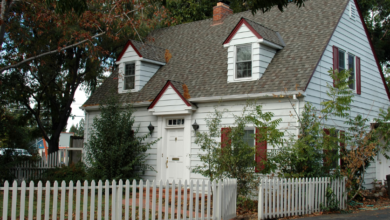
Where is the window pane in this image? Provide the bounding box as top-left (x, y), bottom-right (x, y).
top-left (124, 76), bottom-right (134, 90)
top-left (237, 45), bottom-right (251, 62)
top-left (242, 130), bottom-right (255, 147)
top-left (339, 50), bottom-right (345, 71)
top-left (125, 64), bottom-right (135, 76)
top-left (237, 62), bottom-right (252, 78)
top-left (348, 54), bottom-right (355, 90)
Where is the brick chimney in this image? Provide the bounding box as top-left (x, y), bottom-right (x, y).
top-left (213, 2), bottom-right (233, 25)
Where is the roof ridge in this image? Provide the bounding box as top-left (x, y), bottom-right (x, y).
top-left (242, 17), bottom-right (278, 32)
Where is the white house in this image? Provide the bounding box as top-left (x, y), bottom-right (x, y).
top-left (81, 0), bottom-right (390, 188)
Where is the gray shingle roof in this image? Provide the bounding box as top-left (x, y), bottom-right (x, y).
top-left (242, 18), bottom-right (285, 47)
top-left (130, 40), bottom-right (166, 63)
top-left (84, 0), bottom-right (349, 107)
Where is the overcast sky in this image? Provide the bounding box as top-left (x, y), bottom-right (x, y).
top-left (67, 87), bottom-right (88, 131)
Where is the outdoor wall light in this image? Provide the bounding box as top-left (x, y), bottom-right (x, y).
top-left (148, 122), bottom-right (154, 135)
top-left (192, 120), bottom-right (199, 132)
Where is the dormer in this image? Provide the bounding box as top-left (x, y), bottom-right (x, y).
top-left (223, 18), bottom-right (285, 83)
top-left (116, 40), bottom-right (166, 93)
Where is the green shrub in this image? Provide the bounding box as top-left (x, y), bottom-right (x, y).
top-left (37, 162), bottom-right (87, 184)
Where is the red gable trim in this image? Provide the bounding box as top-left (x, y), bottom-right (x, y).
top-left (353, 0), bottom-right (390, 101)
top-left (116, 40), bottom-right (143, 62)
top-left (147, 80), bottom-right (192, 110)
top-left (305, 0), bottom-right (390, 101)
top-left (223, 18), bottom-right (263, 45)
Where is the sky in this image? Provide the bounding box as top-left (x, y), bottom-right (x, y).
top-left (66, 87), bottom-right (89, 131)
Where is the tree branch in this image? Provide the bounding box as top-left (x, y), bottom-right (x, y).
top-left (0, 31), bottom-right (106, 73)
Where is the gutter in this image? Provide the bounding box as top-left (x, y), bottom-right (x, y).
top-left (81, 91), bottom-right (305, 110)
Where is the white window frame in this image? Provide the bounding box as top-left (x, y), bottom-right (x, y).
top-left (166, 118), bottom-right (185, 127)
top-left (124, 62), bottom-right (136, 91)
top-left (338, 48), bottom-right (358, 94)
top-left (234, 44), bottom-right (253, 81)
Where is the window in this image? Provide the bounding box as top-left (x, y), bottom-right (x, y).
top-left (236, 44), bottom-right (252, 78)
top-left (332, 46), bottom-right (361, 94)
top-left (348, 54), bottom-right (355, 90)
top-left (243, 130), bottom-right (255, 148)
top-left (167, 119), bottom-right (185, 126)
top-left (338, 50), bottom-right (345, 71)
top-left (221, 127), bottom-right (267, 173)
top-left (124, 63), bottom-right (135, 90)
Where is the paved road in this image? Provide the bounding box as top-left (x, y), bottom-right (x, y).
top-left (299, 209), bottom-right (390, 219)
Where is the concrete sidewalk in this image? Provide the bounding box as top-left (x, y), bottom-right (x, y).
top-left (299, 209), bottom-right (390, 219)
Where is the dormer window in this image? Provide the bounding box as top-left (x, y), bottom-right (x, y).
top-left (223, 18), bottom-right (284, 83)
top-left (116, 40), bottom-right (166, 94)
top-left (236, 44), bottom-right (252, 78)
top-left (124, 63), bottom-right (135, 90)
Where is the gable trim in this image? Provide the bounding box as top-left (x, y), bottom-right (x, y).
top-left (116, 40), bottom-right (143, 62)
top-left (147, 80), bottom-right (192, 110)
top-left (353, 0), bottom-right (390, 101)
top-left (223, 18), bottom-right (263, 45)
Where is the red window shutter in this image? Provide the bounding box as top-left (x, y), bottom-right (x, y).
top-left (221, 128), bottom-right (231, 150)
top-left (356, 56), bottom-right (361, 95)
top-left (323, 128), bottom-right (330, 165)
top-left (255, 127), bottom-right (267, 173)
top-left (333, 46), bottom-right (339, 87)
top-left (339, 130), bottom-right (346, 169)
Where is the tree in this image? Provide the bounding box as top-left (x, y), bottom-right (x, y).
top-left (164, 0), bottom-right (308, 24)
top-left (69, 118), bottom-right (85, 137)
top-left (357, 0), bottom-right (390, 66)
top-left (1, 0), bottom-right (170, 153)
top-left (85, 93), bottom-right (159, 181)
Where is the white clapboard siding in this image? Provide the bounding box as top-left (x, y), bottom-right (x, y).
top-left (258, 177), bottom-right (347, 220)
top-left (1, 179), bottom-right (237, 220)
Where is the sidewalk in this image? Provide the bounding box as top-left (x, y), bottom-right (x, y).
top-left (299, 209), bottom-right (390, 219)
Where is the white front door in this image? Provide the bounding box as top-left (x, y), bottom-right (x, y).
top-left (166, 128), bottom-right (185, 182)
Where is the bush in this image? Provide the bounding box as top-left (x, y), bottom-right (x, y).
top-left (36, 162), bottom-right (87, 184)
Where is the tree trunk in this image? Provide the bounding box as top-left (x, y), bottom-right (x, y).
top-left (48, 137), bottom-right (59, 154)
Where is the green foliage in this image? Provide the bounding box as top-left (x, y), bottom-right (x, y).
top-left (357, 0), bottom-right (390, 66)
top-left (164, 0), bottom-right (308, 21)
top-left (320, 186), bottom-right (340, 212)
top-left (36, 162), bottom-right (87, 184)
top-left (0, 106), bottom-right (40, 185)
top-left (85, 94), bottom-right (160, 181)
top-left (165, 0), bottom-right (216, 24)
top-left (192, 103), bottom-right (284, 197)
top-left (266, 69), bottom-right (354, 178)
top-left (69, 119), bottom-right (85, 137)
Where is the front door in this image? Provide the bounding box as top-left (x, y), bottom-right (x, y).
top-left (166, 128), bottom-right (185, 182)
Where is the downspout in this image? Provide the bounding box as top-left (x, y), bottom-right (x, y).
top-left (293, 95), bottom-right (300, 136)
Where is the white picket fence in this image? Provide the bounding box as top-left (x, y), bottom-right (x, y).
top-left (8, 151), bottom-right (64, 183)
top-left (258, 177), bottom-right (347, 219)
top-left (1, 178), bottom-right (237, 220)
